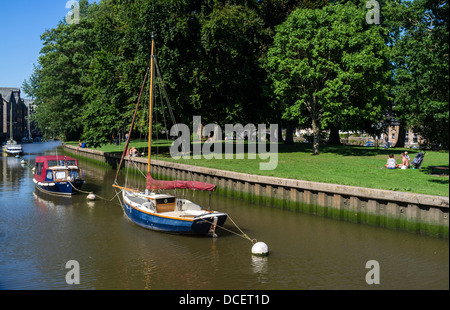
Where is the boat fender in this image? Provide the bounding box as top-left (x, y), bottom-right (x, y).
top-left (87, 193), bottom-right (96, 201)
top-left (252, 242), bottom-right (269, 256)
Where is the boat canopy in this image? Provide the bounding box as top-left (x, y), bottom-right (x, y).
top-left (34, 156), bottom-right (79, 183)
top-left (146, 173), bottom-right (216, 192)
top-left (35, 155), bottom-right (78, 166)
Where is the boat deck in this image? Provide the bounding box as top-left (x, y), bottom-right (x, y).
top-left (124, 191), bottom-right (220, 219)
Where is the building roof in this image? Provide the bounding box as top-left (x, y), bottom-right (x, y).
top-left (0, 87), bottom-right (20, 102)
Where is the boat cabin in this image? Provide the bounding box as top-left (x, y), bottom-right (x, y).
top-left (153, 195), bottom-right (176, 213)
top-left (34, 156), bottom-right (82, 183)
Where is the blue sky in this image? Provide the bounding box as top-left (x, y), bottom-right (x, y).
top-left (0, 1), bottom-right (94, 98)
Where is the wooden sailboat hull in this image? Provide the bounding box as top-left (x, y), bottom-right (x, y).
top-left (122, 194), bottom-right (227, 235)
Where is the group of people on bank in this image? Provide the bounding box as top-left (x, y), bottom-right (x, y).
top-left (385, 152), bottom-right (411, 169)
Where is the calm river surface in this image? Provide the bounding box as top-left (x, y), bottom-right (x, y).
top-left (0, 142), bottom-right (448, 290)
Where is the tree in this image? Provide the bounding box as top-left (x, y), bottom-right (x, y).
top-left (196, 2), bottom-right (268, 126)
top-left (80, 0), bottom-right (270, 145)
top-left (266, 3), bottom-right (391, 154)
top-left (23, 0), bottom-right (95, 141)
top-left (390, 0), bottom-right (449, 149)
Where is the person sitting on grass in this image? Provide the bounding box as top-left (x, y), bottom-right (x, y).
top-left (397, 152), bottom-right (409, 169)
top-left (385, 154), bottom-right (397, 169)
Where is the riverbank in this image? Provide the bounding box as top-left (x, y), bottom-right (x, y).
top-left (65, 140), bottom-right (449, 197)
top-left (63, 143), bottom-right (449, 238)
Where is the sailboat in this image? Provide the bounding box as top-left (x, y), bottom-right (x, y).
top-left (2, 98), bottom-right (23, 156)
top-left (113, 36), bottom-right (227, 236)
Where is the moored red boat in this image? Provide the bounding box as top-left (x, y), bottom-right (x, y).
top-left (33, 155), bottom-right (84, 196)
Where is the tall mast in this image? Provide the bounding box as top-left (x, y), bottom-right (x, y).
top-left (10, 99), bottom-right (13, 141)
top-left (148, 34), bottom-right (155, 173)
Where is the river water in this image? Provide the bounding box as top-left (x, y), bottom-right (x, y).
top-left (0, 142), bottom-right (448, 290)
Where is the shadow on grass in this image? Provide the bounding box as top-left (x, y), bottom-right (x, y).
top-left (94, 140), bottom-right (445, 162)
top-left (262, 142), bottom-right (422, 157)
top-left (150, 142), bottom-right (425, 159)
top-left (428, 178), bottom-right (449, 185)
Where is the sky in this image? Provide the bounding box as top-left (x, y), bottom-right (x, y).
top-left (0, 0), bottom-right (94, 98)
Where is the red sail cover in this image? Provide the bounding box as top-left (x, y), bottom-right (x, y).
top-left (146, 173), bottom-right (216, 192)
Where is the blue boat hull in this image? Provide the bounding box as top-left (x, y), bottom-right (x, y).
top-left (34, 180), bottom-right (84, 196)
top-left (123, 200), bottom-right (227, 235)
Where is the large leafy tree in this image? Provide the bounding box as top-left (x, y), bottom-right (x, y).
top-left (23, 0), bottom-right (95, 141)
top-left (26, 0), bottom-right (273, 146)
top-left (266, 3), bottom-right (391, 154)
top-left (195, 2), bottom-right (268, 125)
top-left (390, 0), bottom-right (449, 149)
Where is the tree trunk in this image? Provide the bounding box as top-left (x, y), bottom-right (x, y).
top-left (311, 117), bottom-right (320, 155)
top-left (395, 123), bottom-right (406, 148)
top-left (328, 124), bottom-right (341, 145)
top-left (277, 120), bottom-right (284, 143)
top-left (285, 122), bottom-right (294, 144)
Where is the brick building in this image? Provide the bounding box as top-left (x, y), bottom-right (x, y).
top-left (0, 87), bottom-right (28, 143)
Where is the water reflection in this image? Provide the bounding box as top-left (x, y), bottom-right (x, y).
top-left (251, 256), bottom-right (269, 283)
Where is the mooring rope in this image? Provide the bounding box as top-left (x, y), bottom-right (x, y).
top-left (67, 180), bottom-right (121, 202)
top-left (199, 215), bottom-right (257, 244)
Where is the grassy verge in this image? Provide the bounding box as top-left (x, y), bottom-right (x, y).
top-left (66, 140), bottom-right (449, 197)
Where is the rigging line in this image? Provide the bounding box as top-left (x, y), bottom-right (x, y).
top-left (129, 157), bottom-right (148, 179)
top-left (154, 75), bottom-right (159, 160)
top-left (115, 64), bottom-right (150, 182)
top-left (154, 58), bottom-right (195, 184)
top-left (156, 74), bottom-right (170, 148)
top-left (154, 59), bottom-right (178, 134)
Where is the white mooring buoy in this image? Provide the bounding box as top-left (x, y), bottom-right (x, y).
top-left (87, 193), bottom-right (96, 201)
top-left (252, 242), bottom-right (269, 256)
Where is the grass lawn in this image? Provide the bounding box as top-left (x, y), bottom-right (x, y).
top-left (66, 140), bottom-right (449, 197)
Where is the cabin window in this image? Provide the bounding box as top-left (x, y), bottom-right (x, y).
top-left (69, 170), bottom-right (80, 179)
top-left (66, 160), bottom-right (76, 166)
top-left (55, 171), bottom-right (66, 180)
top-left (46, 171), bottom-right (53, 181)
top-left (47, 160), bottom-right (58, 167)
top-left (35, 163), bottom-right (44, 175)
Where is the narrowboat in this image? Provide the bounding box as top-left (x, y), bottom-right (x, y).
top-left (33, 155), bottom-right (84, 196)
